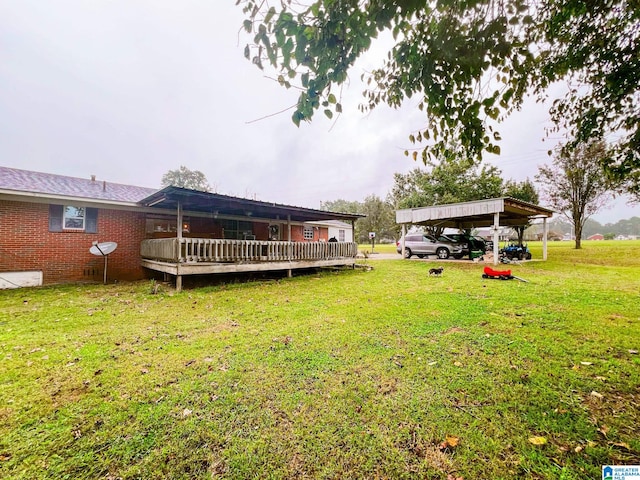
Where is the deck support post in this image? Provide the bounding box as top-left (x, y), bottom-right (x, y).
top-left (176, 201), bottom-right (183, 292)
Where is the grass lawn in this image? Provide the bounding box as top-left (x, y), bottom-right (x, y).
top-left (1, 241), bottom-right (639, 479)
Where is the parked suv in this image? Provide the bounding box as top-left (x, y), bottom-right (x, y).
top-left (441, 234), bottom-right (488, 255)
top-left (396, 234), bottom-right (464, 259)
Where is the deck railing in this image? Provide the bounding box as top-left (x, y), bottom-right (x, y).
top-left (141, 238), bottom-right (358, 263)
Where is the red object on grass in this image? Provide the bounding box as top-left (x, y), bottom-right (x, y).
top-left (483, 266), bottom-right (512, 277)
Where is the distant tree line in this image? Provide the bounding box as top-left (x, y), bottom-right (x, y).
top-left (543, 217), bottom-right (640, 240)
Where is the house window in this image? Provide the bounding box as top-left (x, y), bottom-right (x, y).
top-left (63, 206), bottom-right (85, 230)
top-left (146, 216), bottom-right (190, 234)
top-left (338, 229), bottom-right (345, 242)
top-left (303, 226), bottom-right (314, 240)
top-left (49, 204), bottom-right (98, 233)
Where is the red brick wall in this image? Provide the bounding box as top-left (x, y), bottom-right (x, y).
top-left (0, 199), bottom-right (148, 284)
top-left (253, 222), bottom-right (269, 240)
top-left (290, 225), bottom-right (328, 242)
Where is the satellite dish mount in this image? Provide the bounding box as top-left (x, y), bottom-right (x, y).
top-left (89, 241), bottom-right (118, 284)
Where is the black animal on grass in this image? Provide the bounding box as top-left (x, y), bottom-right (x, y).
top-left (429, 266), bottom-right (444, 276)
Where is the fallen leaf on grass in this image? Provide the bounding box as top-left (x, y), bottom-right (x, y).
top-left (453, 361), bottom-right (463, 367)
top-left (590, 391), bottom-right (604, 399)
top-left (528, 436), bottom-right (547, 446)
top-left (445, 435), bottom-right (460, 447)
top-left (629, 349), bottom-right (638, 354)
top-left (439, 435), bottom-right (460, 450)
top-left (597, 425), bottom-right (609, 437)
top-left (182, 408), bottom-right (192, 417)
top-left (609, 441), bottom-right (631, 450)
top-left (580, 361), bottom-right (593, 366)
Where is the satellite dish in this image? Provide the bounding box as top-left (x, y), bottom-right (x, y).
top-left (89, 241), bottom-right (118, 284)
top-left (90, 241), bottom-right (118, 256)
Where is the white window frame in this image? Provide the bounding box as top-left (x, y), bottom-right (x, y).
top-left (63, 206), bottom-right (85, 230)
top-left (303, 225), bottom-right (314, 240)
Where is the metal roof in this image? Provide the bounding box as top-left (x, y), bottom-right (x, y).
top-left (0, 166), bottom-right (156, 203)
top-left (139, 186), bottom-right (364, 223)
top-left (396, 197), bottom-right (554, 228)
top-left (0, 167), bottom-right (362, 223)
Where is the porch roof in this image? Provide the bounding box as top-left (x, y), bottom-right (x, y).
top-left (139, 186), bottom-right (364, 223)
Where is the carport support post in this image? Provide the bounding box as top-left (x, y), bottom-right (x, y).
top-left (492, 212), bottom-right (500, 265)
top-left (542, 217), bottom-right (548, 260)
top-left (401, 224), bottom-right (406, 259)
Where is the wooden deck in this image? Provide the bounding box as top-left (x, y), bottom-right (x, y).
top-left (140, 238), bottom-right (359, 290)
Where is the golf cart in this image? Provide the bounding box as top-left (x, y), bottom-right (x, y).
top-left (500, 241), bottom-right (532, 261)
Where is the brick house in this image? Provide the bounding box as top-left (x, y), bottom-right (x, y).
top-left (0, 166), bottom-right (359, 288)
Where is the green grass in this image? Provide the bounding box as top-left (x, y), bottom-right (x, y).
top-left (1, 241), bottom-right (639, 479)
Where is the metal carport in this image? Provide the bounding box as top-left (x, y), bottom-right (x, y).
top-left (395, 197), bottom-right (554, 265)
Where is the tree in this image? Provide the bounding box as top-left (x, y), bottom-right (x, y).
top-left (504, 178), bottom-right (539, 245)
top-left (161, 166), bottom-right (211, 192)
top-left (357, 194), bottom-right (397, 244)
top-left (321, 196), bottom-right (397, 243)
top-left (535, 140), bottom-right (615, 249)
top-left (238, 0), bottom-right (640, 194)
top-left (390, 159), bottom-right (504, 235)
top-left (320, 199), bottom-right (362, 216)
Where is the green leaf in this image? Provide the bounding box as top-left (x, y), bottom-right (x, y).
top-left (324, 109), bottom-right (333, 119)
top-left (327, 93), bottom-right (337, 104)
top-left (243, 19), bottom-right (252, 33)
top-left (264, 6), bottom-right (276, 23)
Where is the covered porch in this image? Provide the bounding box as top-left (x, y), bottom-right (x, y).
top-left (138, 187), bottom-right (362, 290)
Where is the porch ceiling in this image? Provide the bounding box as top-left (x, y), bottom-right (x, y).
top-left (139, 186), bottom-right (364, 223)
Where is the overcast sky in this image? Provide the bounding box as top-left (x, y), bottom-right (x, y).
top-left (1, 0), bottom-right (638, 223)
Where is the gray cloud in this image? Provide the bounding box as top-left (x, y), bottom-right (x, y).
top-left (1, 0), bottom-right (637, 222)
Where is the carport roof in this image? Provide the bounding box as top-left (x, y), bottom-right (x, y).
top-left (140, 186), bottom-right (364, 223)
top-left (396, 197), bottom-right (553, 228)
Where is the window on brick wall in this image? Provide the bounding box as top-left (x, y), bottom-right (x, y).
top-left (64, 206), bottom-right (85, 229)
top-left (49, 205), bottom-right (98, 233)
top-left (303, 225), bottom-right (314, 240)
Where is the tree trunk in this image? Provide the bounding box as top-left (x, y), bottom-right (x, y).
top-left (574, 220), bottom-right (582, 249)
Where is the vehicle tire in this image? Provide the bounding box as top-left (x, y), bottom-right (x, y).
top-left (525, 252), bottom-right (532, 260)
top-left (436, 248), bottom-right (450, 260)
top-left (519, 252), bottom-right (526, 260)
top-left (417, 254), bottom-right (425, 258)
top-left (404, 248), bottom-right (412, 259)
top-left (453, 254), bottom-right (464, 259)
